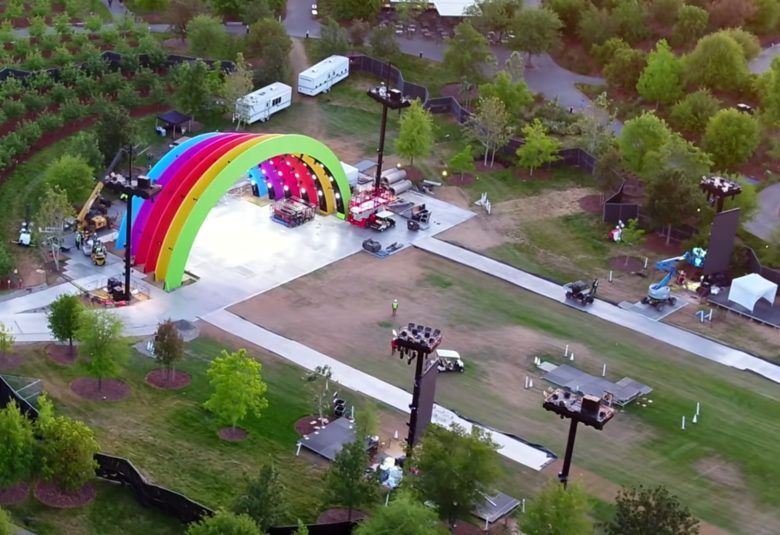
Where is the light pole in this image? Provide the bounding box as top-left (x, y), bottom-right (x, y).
top-left (543, 388), bottom-right (616, 488)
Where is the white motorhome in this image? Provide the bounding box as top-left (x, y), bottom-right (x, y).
top-left (234, 82), bottom-right (292, 125)
top-left (297, 55), bottom-right (349, 96)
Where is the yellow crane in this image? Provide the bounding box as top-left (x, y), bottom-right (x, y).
top-left (77, 182), bottom-right (108, 234)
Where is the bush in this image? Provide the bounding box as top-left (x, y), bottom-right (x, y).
top-left (117, 86), bottom-right (142, 109)
top-left (51, 46), bottom-right (74, 66)
top-left (40, 33), bottom-right (61, 52)
top-left (669, 90), bottom-right (722, 134)
top-left (60, 99), bottom-right (88, 122)
top-left (85, 14), bottom-right (103, 33)
top-left (671, 5), bottom-right (708, 48)
top-left (100, 27), bottom-right (121, 46)
top-left (604, 48), bottom-right (646, 92)
top-left (12, 40), bottom-right (32, 60)
top-left (684, 33), bottom-right (749, 93)
top-left (719, 28), bottom-right (761, 61)
top-left (17, 121), bottom-right (42, 147)
top-left (38, 112), bottom-right (65, 131)
top-left (591, 37), bottom-right (629, 67)
top-left (21, 91), bottom-right (48, 113)
top-left (2, 100), bottom-right (27, 121)
top-left (23, 51), bottom-right (47, 71)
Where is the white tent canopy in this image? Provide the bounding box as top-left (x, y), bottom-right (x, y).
top-left (728, 274), bottom-right (777, 312)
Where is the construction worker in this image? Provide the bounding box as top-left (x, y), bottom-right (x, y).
top-left (75, 231), bottom-right (82, 248)
top-left (391, 299), bottom-right (399, 317)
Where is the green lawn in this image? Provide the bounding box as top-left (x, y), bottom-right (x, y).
top-left (456, 166), bottom-right (595, 203)
top-left (6, 337), bottom-right (397, 534)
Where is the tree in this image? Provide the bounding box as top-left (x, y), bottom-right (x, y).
top-left (571, 91), bottom-right (617, 157)
top-left (43, 155), bottom-right (93, 207)
top-left (618, 112), bottom-right (672, 174)
top-left (240, 0), bottom-right (272, 24)
top-left (577, 3), bottom-right (616, 48)
top-left (95, 104), bottom-right (137, 166)
top-left (187, 14), bottom-right (227, 58)
top-left (349, 20), bottom-right (371, 46)
top-left (204, 349), bottom-right (269, 431)
top-left (0, 401), bottom-right (35, 487)
top-left (34, 185), bottom-right (75, 270)
top-left (619, 218), bottom-right (646, 246)
top-left (611, 0), bottom-right (649, 44)
top-left (723, 176), bottom-right (759, 221)
top-left (761, 57), bottom-right (780, 125)
top-left (317, 18), bottom-right (350, 59)
top-left (591, 37), bottom-right (630, 67)
top-left (38, 414), bottom-right (99, 491)
top-left (521, 480), bottom-right (592, 535)
top-left (671, 5), bottom-right (708, 48)
top-left (718, 29), bottom-right (761, 62)
top-left (703, 108), bottom-right (761, 170)
top-left (516, 119), bottom-right (561, 175)
top-left (323, 438), bottom-right (378, 521)
top-left (173, 60), bottom-right (214, 121)
top-left (356, 400), bottom-right (379, 438)
top-left (748, 0), bottom-right (780, 34)
top-left (644, 168), bottom-right (707, 244)
top-left (606, 485), bottom-right (700, 535)
top-left (76, 310), bottom-right (128, 391)
top-left (395, 100), bottom-right (434, 166)
top-left (233, 464), bottom-right (286, 531)
top-left (413, 424), bottom-right (500, 527)
top-left (708, 0), bottom-right (756, 29)
top-left (153, 319), bottom-right (184, 382)
top-left (466, 96), bottom-right (514, 167)
top-left (469, 0), bottom-right (523, 40)
top-left (354, 490), bottom-right (448, 535)
top-left (641, 134), bottom-right (712, 184)
top-left (685, 33), bottom-right (749, 93)
top-left (329, 0), bottom-right (381, 20)
top-left (186, 510), bottom-right (261, 535)
top-left (303, 364), bottom-right (333, 423)
top-left (169, 0), bottom-right (207, 39)
top-left (669, 90), bottom-right (721, 134)
top-left (604, 47), bottom-right (647, 92)
top-left (443, 21), bottom-right (494, 86)
top-left (448, 145), bottom-right (476, 179)
top-left (637, 40), bottom-right (683, 105)
top-left (0, 322), bottom-right (14, 359)
top-left (504, 50), bottom-right (526, 83)
top-left (478, 71), bottom-right (533, 119)
top-left (47, 294), bottom-right (83, 357)
top-left (210, 0), bottom-right (242, 17)
top-left (246, 18), bottom-right (291, 63)
top-left (369, 25), bottom-right (400, 59)
top-left (222, 53), bottom-right (254, 118)
top-left (545, 0), bottom-right (587, 33)
top-left (508, 8), bottom-right (563, 64)
top-left (67, 131), bottom-right (103, 172)
top-left (648, 0), bottom-right (683, 25)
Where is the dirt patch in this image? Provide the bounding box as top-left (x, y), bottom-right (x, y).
top-left (447, 173), bottom-right (476, 186)
top-left (694, 456), bottom-right (746, 489)
top-left (316, 508), bottom-right (367, 523)
top-left (34, 480), bottom-right (96, 509)
top-left (0, 481), bottom-right (29, 506)
top-left (609, 255), bottom-right (645, 273)
top-left (144, 369), bottom-right (192, 390)
top-left (475, 160), bottom-right (505, 172)
top-left (643, 232), bottom-right (682, 256)
top-left (579, 193), bottom-right (603, 214)
top-left (218, 427), bottom-right (249, 442)
top-left (47, 344), bottom-right (78, 365)
top-left (0, 353), bottom-right (22, 371)
top-left (70, 377), bottom-right (131, 402)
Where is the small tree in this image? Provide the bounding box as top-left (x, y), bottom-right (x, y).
top-left (38, 414), bottom-right (99, 491)
top-left (204, 349), bottom-right (269, 432)
top-left (76, 309), bottom-right (128, 391)
top-left (293, 519), bottom-right (309, 535)
top-left (413, 424), bottom-right (500, 527)
top-left (522, 480), bottom-right (592, 535)
top-left (618, 112), bottom-right (672, 174)
top-left (187, 14), bottom-right (227, 58)
top-left (448, 145), bottom-right (476, 179)
top-left (619, 218), bottom-right (646, 246)
top-left (47, 294), bottom-right (83, 357)
top-left (0, 506), bottom-right (11, 535)
top-left (604, 48), bottom-right (647, 92)
top-left (572, 91), bottom-right (616, 157)
top-left (95, 104), bottom-right (137, 166)
top-left (685, 33), bottom-right (749, 93)
top-left (349, 20), bottom-right (372, 46)
top-left (369, 25), bottom-right (400, 59)
top-left (703, 108), bottom-right (761, 171)
top-left (671, 5), bottom-right (708, 47)
top-left (516, 119), bottom-right (561, 175)
top-left (466, 96), bottom-right (514, 166)
top-left (303, 364), bottom-right (333, 423)
top-left (233, 464), bottom-right (286, 531)
top-left (354, 490), bottom-right (447, 535)
top-left (443, 21), bottom-right (494, 86)
top-left (328, 0), bottom-right (381, 20)
top-left (508, 7), bottom-right (563, 65)
top-left (606, 485), bottom-right (700, 535)
top-left (478, 71), bottom-right (533, 120)
top-left (761, 57), bottom-right (780, 125)
top-left (35, 185), bottom-right (75, 271)
top-left (708, 0), bottom-right (756, 29)
top-left (153, 320), bottom-right (184, 382)
top-left (669, 90), bottom-right (721, 134)
top-left (43, 154), bottom-right (94, 206)
top-left (0, 322), bottom-right (15, 358)
top-left (644, 168), bottom-right (707, 244)
top-left (169, 0), bottom-right (207, 39)
top-left (395, 100), bottom-right (434, 166)
top-left (186, 510), bottom-right (261, 535)
top-left (173, 60), bottom-right (215, 121)
top-left (0, 401), bottom-right (35, 487)
top-left (323, 438), bottom-right (378, 521)
top-left (67, 131), bottom-right (104, 172)
top-left (637, 39), bottom-right (683, 106)
top-left (317, 18), bottom-right (350, 59)
top-left (356, 400), bottom-right (379, 438)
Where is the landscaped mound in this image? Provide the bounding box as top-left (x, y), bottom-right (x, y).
top-left (218, 427), bottom-right (248, 442)
top-left (145, 369), bottom-right (192, 390)
top-left (34, 480), bottom-right (95, 508)
top-left (0, 481), bottom-right (29, 506)
top-left (70, 377), bottom-right (130, 402)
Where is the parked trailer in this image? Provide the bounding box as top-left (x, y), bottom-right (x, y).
top-left (234, 82), bottom-right (292, 125)
top-left (297, 55), bottom-right (349, 96)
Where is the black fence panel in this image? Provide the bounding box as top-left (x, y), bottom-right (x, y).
top-left (269, 521), bottom-right (357, 535)
top-left (746, 247), bottom-right (780, 285)
top-left (0, 376), bottom-right (40, 419)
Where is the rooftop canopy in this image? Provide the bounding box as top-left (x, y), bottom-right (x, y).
top-left (157, 110), bottom-right (193, 127)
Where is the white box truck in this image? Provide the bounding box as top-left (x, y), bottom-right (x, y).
top-left (297, 55), bottom-right (349, 96)
top-left (234, 82), bottom-right (292, 125)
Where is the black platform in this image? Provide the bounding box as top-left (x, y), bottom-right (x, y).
top-left (708, 290), bottom-right (780, 328)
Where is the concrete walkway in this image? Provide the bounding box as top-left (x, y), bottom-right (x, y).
top-left (746, 183), bottom-right (780, 241)
top-left (413, 237), bottom-right (780, 384)
top-left (202, 308), bottom-right (555, 471)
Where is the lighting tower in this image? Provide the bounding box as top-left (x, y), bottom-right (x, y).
top-left (366, 64), bottom-right (411, 194)
top-left (392, 322), bottom-right (442, 456)
top-left (102, 145), bottom-right (161, 301)
top-left (543, 388), bottom-right (616, 488)
top-left (700, 175), bottom-right (742, 213)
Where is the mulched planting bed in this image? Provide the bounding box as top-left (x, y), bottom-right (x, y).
top-left (218, 427), bottom-right (248, 442)
top-left (47, 344), bottom-right (78, 365)
top-left (34, 480), bottom-right (96, 509)
top-left (70, 377), bottom-right (131, 402)
top-left (294, 415), bottom-right (330, 436)
top-left (579, 193), bottom-right (603, 214)
top-left (316, 508), bottom-right (367, 523)
top-left (0, 481), bottom-right (29, 506)
top-left (609, 255), bottom-right (645, 273)
top-left (145, 368), bottom-right (192, 390)
top-left (447, 173), bottom-right (476, 186)
top-left (0, 353), bottom-right (22, 371)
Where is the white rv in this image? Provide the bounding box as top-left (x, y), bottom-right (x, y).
top-left (297, 55), bottom-right (349, 96)
top-left (234, 82), bottom-right (292, 125)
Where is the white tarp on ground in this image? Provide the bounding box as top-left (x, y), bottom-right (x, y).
top-left (728, 273), bottom-right (778, 312)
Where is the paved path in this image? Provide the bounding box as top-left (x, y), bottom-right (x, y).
top-left (750, 42), bottom-right (780, 73)
top-left (746, 183), bottom-right (780, 241)
top-left (202, 308), bottom-right (555, 471)
top-left (413, 237), bottom-right (780, 384)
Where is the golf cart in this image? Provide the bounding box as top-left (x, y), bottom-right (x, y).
top-left (369, 210), bottom-right (396, 232)
top-left (563, 279), bottom-right (598, 305)
top-left (435, 349), bottom-right (465, 373)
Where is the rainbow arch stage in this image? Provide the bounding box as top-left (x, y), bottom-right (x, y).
top-left (116, 132), bottom-right (352, 291)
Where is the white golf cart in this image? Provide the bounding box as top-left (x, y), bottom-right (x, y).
top-left (435, 349), bottom-right (465, 373)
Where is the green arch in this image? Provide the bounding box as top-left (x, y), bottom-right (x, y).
top-left (165, 134), bottom-right (351, 290)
